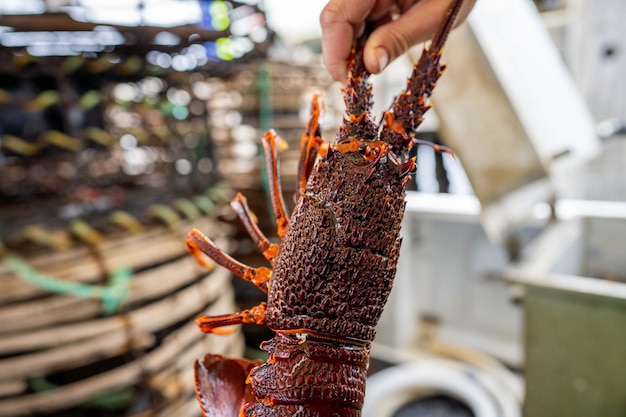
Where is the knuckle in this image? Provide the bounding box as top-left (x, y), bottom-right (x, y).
top-left (319, 3), bottom-right (344, 28)
top-left (380, 27), bottom-right (410, 59)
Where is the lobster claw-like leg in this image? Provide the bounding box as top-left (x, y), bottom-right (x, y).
top-left (196, 303), bottom-right (267, 334)
top-left (296, 93), bottom-right (324, 201)
top-left (261, 129), bottom-right (290, 238)
top-left (186, 227), bottom-right (270, 334)
top-left (230, 192), bottom-right (280, 265)
top-left (194, 353), bottom-right (261, 417)
top-left (186, 229), bottom-right (271, 293)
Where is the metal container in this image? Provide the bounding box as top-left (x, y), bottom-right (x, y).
top-left (507, 210), bottom-right (626, 417)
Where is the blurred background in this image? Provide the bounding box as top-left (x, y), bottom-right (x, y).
top-left (0, 0), bottom-right (624, 416)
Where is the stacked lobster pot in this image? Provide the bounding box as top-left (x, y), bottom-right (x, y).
top-left (0, 49), bottom-right (244, 417)
top-left (213, 59), bottom-right (341, 192)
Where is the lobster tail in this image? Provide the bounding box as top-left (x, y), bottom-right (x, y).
top-left (380, 0), bottom-right (465, 158)
top-left (244, 333), bottom-right (368, 417)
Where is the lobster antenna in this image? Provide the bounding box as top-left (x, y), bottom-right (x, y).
top-left (337, 23), bottom-right (378, 143)
top-left (343, 23), bottom-right (374, 116)
top-left (379, 0), bottom-right (465, 157)
top-left (431, 0), bottom-right (465, 53)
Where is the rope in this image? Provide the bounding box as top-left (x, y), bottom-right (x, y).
top-left (5, 255), bottom-right (132, 315)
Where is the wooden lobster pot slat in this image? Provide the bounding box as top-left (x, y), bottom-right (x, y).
top-left (0, 311), bottom-right (240, 416)
top-left (0, 217), bottom-right (225, 304)
top-left (0, 267), bottom-right (231, 377)
top-left (0, 252), bottom-right (229, 334)
top-left (0, 216), bottom-right (243, 417)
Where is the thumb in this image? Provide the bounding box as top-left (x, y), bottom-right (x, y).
top-left (363, 0), bottom-right (464, 74)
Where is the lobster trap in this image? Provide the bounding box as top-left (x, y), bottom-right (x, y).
top-left (0, 8), bottom-right (270, 413)
top-left (0, 216), bottom-right (242, 417)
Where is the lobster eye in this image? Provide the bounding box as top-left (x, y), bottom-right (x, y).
top-left (358, 144), bottom-right (369, 155)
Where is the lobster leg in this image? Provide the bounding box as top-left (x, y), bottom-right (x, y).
top-left (262, 130), bottom-right (290, 238)
top-left (186, 229), bottom-right (271, 293)
top-left (412, 138), bottom-right (455, 157)
top-left (296, 93), bottom-right (324, 201)
top-left (196, 302), bottom-right (267, 334)
top-left (230, 192), bottom-right (280, 265)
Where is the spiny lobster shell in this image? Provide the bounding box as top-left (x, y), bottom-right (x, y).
top-left (266, 149), bottom-right (406, 342)
top-left (186, 1), bottom-right (465, 415)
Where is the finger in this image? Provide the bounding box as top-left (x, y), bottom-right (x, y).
top-left (320, 0), bottom-right (377, 80)
top-left (367, 0), bottom-right (398, 22)
top-left (363, 0), bottom-right (475, 74)
top-left (363, 0), bottom-right (446, 74)
top-left (455, 0), bottom-right (477, 28)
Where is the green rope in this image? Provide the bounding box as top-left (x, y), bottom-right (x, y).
top-left (29, 375), bottom-right (135, 409)
top-left (6, 255), bottom-right (131, 315)
top-left (258, 61), bottom-right (273, 134)
top-left (82, 388), bottom-right (136, 409)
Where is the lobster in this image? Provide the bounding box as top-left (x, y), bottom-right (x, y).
top-left (186, 1), bottom-right (464, 415)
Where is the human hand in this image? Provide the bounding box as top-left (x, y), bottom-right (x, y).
top-left (320, 0), bottom-right (476, 81)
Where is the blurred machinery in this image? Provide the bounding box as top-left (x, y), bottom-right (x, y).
top-left (372, 1), bottom-right (626, 416)
top-left (540, 0), bottom-right (626, 126)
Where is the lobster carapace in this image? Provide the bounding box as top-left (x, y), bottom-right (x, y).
top-left (186, 1), bottom-right (464, 415)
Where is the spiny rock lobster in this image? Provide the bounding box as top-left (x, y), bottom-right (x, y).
top-left (186, 1), bottom-right (464, 415)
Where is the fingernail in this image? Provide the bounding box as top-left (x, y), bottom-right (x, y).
top-left (375, 47), bottom-right (389, 72)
